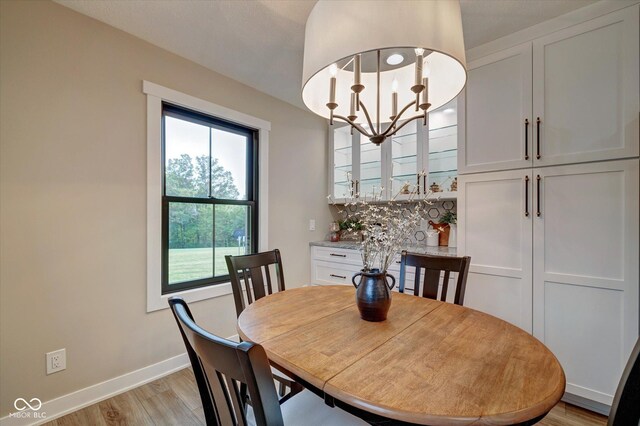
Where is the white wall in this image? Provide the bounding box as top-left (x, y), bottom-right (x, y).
top-left (0, 0), bottom-right (331, 416)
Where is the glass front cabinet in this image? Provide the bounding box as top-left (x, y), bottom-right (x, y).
top-left (328, 98), bottom-right (459, 202)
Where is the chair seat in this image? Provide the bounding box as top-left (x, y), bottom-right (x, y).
top-left (248, 390), bottom-right (367, 425)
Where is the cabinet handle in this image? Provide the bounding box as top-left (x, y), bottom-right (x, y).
top-left (330, 253), bottom-right (346, 257)
top-left (524, 119), bottom-right (530, 160)
top-left (330, 274), bottom-right (346, 279)
top-left (536, 117), bottom-right (541, 160)
top-left (423, 175), bottom-right (427, 194)
top-left (524, 175), bottom-right (530, 217)
top-left (350, 180), bottom-right (354, 197)
top-left (417, 174), bottom-right (420, 193)
top-left (536, 175), bottom-right (541, 217)
top-left (355, 180), bottom-right (359, 196)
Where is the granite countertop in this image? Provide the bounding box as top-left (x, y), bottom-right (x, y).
top-left (309, 240), bottom-right (457, 257)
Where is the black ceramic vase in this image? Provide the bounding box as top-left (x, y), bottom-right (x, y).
top-left (352, 268), bottom-right (396, 322)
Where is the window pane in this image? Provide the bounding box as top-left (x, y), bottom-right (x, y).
top-left (168, 202), bottom-right (213, 284)
top-left (214, 205), bottom-right (251, 276)
top-left (211, 129), bottom-right (248, 200)
top-left (165, 116), bottom-right (210, 197)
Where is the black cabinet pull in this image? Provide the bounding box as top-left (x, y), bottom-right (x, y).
top-left (525, 176), bottom-right (530, 217)
top-left (524, 119), bottom-right (530, 160)
top-left (536, 175), bottom-right (542, 217)
top-left (355, 179), bottom-right (360, 195)
top-left (536, 117), bottom-right (541, 159)
top-left (329, 253), bottom-right (346, 257)
top-left (330, 274), bottom-right (346, 279)
top-left (417, 174), bottom-right (420, 193)
top-left (423, 175), bottom-right (427, 194)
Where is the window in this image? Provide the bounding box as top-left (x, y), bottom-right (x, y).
top-left (161, 104), bottom-right (258, 294)
top-left (144, 81), bottom-right (269, 312)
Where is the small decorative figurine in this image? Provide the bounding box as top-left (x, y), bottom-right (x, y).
top-left (430, 182), bottom-right (441, 193)
top-left (450, 177), bottom-right (458, 192)
top-left (400, 183), bottom-right (410, 194)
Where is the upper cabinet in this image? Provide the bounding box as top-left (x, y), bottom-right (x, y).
top-left (328, 100), bottom-right (460, 202)
top-left (459, 5), bottom-right (639, 174)
top-left (533, 8), bottom-right (639, 166)
top-left (459, 44), bottom-right (533, 174)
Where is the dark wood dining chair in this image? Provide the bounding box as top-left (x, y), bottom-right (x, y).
top-left (398, 251), bottom-right (471, 306)
top-left (169, 297), bottom-right (366, 426)
top-left (225, 249), bottom-right (285, 318)
top-left (225, 249), bottom-right (302, 399)
top-left (608, 337), bottom-right (640, 426)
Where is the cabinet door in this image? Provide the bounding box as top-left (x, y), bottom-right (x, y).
top-left (357, 132), bottom-right (385, 199)
top-left (328, 123), bottom-right (356, 203)
top-left (388, 120), bottom-right (426, 200)
top-left (458, 170), bottom-right (533, 332)
top-left (428, 98), bottom-right (459, 197)
top-left (459, 44), bottom-right (533, 174)
top-left (533, 159), bottom-right (639, 405)
top-left (533, 6), bottom-right (639, 166)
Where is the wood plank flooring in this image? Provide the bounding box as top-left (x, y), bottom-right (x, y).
top-left (43, 367), bottom-right (608, 425)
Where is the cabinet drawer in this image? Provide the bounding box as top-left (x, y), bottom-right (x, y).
top-left (311, 246), bottom-right (361, 265)
top-left (312, 261), bottom-right (361, 286)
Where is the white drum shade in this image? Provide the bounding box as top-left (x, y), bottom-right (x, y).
top-left (302, 0), bottom-right (467, 124)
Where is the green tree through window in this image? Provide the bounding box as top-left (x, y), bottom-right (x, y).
top-left (162, 104), bottom-right (257, 294)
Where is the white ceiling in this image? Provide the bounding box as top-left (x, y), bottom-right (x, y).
top-left (55, 0), bottom-right (597, 110)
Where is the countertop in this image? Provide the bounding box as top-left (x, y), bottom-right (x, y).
top-left (310, 240), bottom-right (457, 257)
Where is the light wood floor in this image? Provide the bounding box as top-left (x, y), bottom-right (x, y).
top-left (44, 367), bottom-right (608, 426)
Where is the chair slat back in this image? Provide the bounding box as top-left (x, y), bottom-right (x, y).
top-left (226, 249), bottom-right (285, 318)
top-left (169, 298), bottom-right (284, 426)
top-left (398, 251), bottom-right (471, 306)
top-left (608, 338), bottom-right (640, 426)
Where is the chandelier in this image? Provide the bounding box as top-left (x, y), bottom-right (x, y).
top-left (302, 0), bottom-right (467, 146)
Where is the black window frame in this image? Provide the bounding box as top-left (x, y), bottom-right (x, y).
top-left (161, 103), bottom-right (259, 294)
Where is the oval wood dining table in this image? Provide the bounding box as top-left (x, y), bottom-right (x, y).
top-left (237, 285), bottom-right (566, 425)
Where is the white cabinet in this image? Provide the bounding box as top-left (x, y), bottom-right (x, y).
top-left (459, 5), bottom-right (639, 173)
top-left (459, 44), bottom-right (533, 174)
top-left (458, 159), bottom-right (639, 407)
top-left (533, 8), bottom-right (639, 166)
top-left (532, 159), bottom-right (639, 406)
top-left (328, 100), bottom-right (460, 201)
top-left (457, 169), bottom-right (533, 332)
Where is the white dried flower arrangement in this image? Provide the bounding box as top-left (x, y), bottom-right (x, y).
top-left (328, 172), bottom-right (435, 273)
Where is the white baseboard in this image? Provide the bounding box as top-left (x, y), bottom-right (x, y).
top-left (562, 392), bottom-right (611, 416)
top-left (0, 353), bottom-right (190, 426)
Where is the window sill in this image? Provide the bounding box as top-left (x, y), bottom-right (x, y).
top-left (147, 281), bottom-right (233, 313)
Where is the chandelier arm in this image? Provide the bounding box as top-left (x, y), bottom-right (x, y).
top-left (388, 114), bottom-right (425, 137)
top-left (380, 100), bottom-right (418, 137)
top-left (358, 101), bottom-right (377, 136)
top-left (333, 115), bottom-right (373, 138)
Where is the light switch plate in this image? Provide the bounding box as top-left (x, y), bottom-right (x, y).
top-left (309, 219), bottom-right (316, 231)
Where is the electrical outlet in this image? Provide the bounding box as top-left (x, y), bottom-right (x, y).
top-left (46, 349), bottom-right (66, 375)
top-left (309, 219), bottom-right (316, 231)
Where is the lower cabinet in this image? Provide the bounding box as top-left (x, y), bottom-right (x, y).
top-left (459, 159), bottom-right (639, 407)
top-left (310, 246), bottom-right (456, 300)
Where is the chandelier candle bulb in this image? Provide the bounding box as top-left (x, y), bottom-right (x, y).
top-left (353, 54), bottom-right (361, 87)
top-left (391, 92), bottom-right (398, 119)
top-left (421, 77), bottom-right (429, 108)
top-left (414, 48), bottom-right (424, 87)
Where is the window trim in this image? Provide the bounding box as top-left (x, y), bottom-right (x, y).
top-left (144, 81), bottom-right (270, 312)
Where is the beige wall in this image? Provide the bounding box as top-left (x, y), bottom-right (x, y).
top-left (0, 0), bottom-right (330, 416)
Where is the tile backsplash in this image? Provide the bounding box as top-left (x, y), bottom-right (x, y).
top-left (328, 199), bottom-right (456, 244)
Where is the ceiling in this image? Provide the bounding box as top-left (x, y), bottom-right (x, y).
top-left (55, 0), bottom-right (597, 110)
